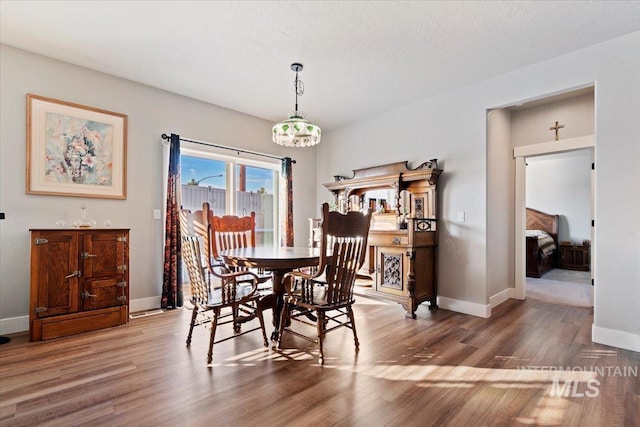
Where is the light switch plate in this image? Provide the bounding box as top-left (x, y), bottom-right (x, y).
top-left (457, 211), bottom-right (465, 222)
top-left (153, 209), bottom-right (162, 220)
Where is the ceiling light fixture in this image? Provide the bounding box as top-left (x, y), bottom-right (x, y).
top-left (272, 63), bottom-right (321, 147)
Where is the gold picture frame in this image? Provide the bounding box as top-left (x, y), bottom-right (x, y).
top-left (26, 94), bottom-right (127, 199)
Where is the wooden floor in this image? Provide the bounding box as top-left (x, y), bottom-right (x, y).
top-left (1, 296), bottom-right (638, 427)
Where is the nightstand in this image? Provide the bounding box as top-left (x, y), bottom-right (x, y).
top-left (559, 243), bottom-right (590, 271)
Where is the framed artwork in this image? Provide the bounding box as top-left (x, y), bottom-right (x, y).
top-left (26, 94), bottom-right (127, 199)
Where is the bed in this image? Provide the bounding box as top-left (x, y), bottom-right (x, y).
top-left (526, 207), bottom-right (559, 278)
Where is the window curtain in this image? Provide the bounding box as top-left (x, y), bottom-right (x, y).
top-left (161, 133), bottom-right (183, 309)
top-left (281, 157), bottom-right (294, 247)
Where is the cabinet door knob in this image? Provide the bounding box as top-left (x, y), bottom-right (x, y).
top-left (81, 291), bottom-right (97, 299)
top-left (81, 252), bottom-right (98, 259)
top-left (65, 270), bottom-right (81, 279)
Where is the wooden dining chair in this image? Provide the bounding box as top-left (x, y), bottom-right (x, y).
top-left (203, 202), bottom-right (272, 288)
top-left (180, 207), bottom-right (273, 343)
top-left (277, 203), bottom-right (372, 364)
top-left (182, 234), bottom-right (269, 365)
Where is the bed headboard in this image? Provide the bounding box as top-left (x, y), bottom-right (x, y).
top-left (526, 207), bottom-right (559, 244)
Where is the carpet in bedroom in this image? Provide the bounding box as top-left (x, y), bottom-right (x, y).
top-left (526, 268), bottom-right (592, 307)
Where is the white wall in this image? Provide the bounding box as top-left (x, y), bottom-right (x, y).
top-left (487, 109), bottom-right (515, 303)
top-left (318, 31), bottom-right (640, 352)
top-left (0, 45), bottom-right (318, 333)
top-left (512, 93), bottom-right (594, 146)
top-left (526, 150), bottom-right (592, 244)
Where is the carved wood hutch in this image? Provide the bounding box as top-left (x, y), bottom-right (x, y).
top-left (323, 161), bottom-right (442, 318)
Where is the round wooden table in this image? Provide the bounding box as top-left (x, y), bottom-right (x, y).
top-left (220, 246), bottom-right (320, 342)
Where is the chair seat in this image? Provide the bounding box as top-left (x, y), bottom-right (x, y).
top-left (237, 271), bottom-right (272, 293)
top-left (256, 273), bottom-right (272, 283)
top-left (202, 283), bottom-right (256, 306)
top-left (286, 282), bottom-right (353, 308)
top-left (206, 259), bottom-right (272, 292)
top-left (195, 284), bottom-right (273, 309)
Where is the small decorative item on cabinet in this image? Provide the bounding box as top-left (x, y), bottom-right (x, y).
top-left (73, 204), bottom-right (97, 228)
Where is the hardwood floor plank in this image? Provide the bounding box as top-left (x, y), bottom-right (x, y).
top-left (0, 298), bottom-right (637, 426)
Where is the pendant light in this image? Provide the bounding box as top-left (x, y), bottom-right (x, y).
top-left (272, 63), bottom-right (321, 147)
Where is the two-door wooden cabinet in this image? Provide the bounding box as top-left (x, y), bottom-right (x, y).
top-left (324, 161), bottom-right (441, 318)
top-left (29, 228), bottom-right (130, 341)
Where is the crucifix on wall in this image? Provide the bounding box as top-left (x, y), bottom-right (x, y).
top-left (549, 120), bottom-right (565, 141)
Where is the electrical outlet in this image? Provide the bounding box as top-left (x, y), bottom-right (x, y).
top-left (153, 209), bottom-right (161, 220)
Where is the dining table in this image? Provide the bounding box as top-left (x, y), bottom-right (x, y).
top-left (220, 246), bottom-right (321, 343)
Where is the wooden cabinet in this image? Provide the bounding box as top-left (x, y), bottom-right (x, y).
top-left (324, 161), bottom-right (441, 318)
top-left (559, 243), bottom-right (590, 271)
top-left (29, 228), bottom-right (130, 341)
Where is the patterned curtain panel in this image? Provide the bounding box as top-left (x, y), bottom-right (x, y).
top-left (281, 157), bottom-right (294, 247)
top-left (161, 133), bottom-right (183, 309)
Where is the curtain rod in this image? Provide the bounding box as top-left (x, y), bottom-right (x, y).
top-left (161, 133), bottom-right (295, 163)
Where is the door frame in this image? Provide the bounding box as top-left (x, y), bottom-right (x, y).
top-left (513, 135), bottom-right (595, 299)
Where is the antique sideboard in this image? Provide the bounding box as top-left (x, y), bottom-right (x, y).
top-left (323, 160), bottom-right (441, 318)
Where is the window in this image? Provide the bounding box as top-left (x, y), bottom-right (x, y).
top-left (180, 147), bottom-right (280, 248)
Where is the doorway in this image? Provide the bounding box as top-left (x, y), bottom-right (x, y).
top-left (514, 132), bottom-right (595, 304)
top-left (523, 149), bottom-right (593, 307)
top-left (486, 85), bottom-right (595, 311)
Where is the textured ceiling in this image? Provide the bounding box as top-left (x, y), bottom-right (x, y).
top-left (2, 1), bottom-right (640, 131)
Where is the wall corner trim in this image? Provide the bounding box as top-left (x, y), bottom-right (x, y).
top-left (592, 324), bottom-right (640, 353)
top-left (513, 134), bottom-right (594, 158)
top-left (489, 287), bottom-right (515, 312)
top-left (437, 296), bottom-right (491, 318)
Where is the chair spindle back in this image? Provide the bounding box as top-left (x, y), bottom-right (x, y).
top-left (181, 235), bottom-right (210, 305)
top-left (204, 203), bottom-right (258, 259)
top-left (318, 203), bottom-right (372, 303)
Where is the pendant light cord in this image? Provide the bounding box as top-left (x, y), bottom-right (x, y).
top-left (294, 69), bottom-right (304, 113)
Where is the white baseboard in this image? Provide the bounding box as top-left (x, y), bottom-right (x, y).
top-left (437, 296), bottom-right (491, 318)
top-left (0, 315), bottom-right (29, 335)
top-left (592, 324), bottom-right (640, 353)
top-left (489, 287), bottom-right (515, 312)
top-left (0, 296), bottom-right (163, 335)
top-left (130, 296), bottom-right (162, 313)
